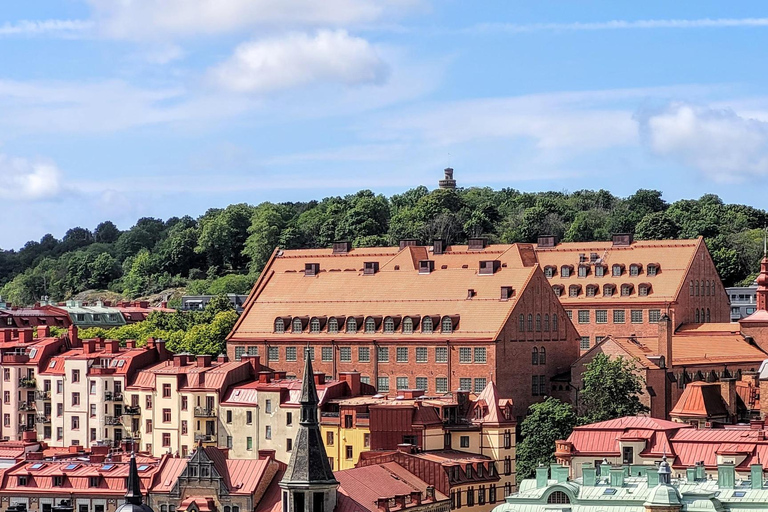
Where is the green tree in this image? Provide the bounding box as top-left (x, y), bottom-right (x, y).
top-left (243, 204), bottom-right (287, 273)
top-left (635, 212), bottom-right (680, 240)
top-left (516, 398), bottom-right (578, 480)
top-left (94, 221), bottom-right (121, 244)
top-left (90, 253), bottom-right (119, 288)
top-left (196, 204), bottom-right (254, 270)
top-left (579, 353), bottom-right (649, 424)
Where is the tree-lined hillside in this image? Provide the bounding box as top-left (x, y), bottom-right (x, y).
top-left (1, 187), bottom-right (766, 305)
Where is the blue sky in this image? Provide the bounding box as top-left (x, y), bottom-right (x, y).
top-left (3, 1), bottom-right (768, 248)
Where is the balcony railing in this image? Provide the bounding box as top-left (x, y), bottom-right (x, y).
top-left (104, 392), bottom-right (123, 402)
top-left (35, 391), bottom-right (51, 400)
top-left (19, 378), bottom-right (36, 388)
top-left (123, 406), bottom-right (141, 415)
top-left (18, 401), bottom-right (35, 411)
top-left (320, 411), bottom-right (340, 425)
top-left (3, 354), bottom-right (29, 364)
top-left (36, 414), bottom-right (51, 424)
top-left (194, 433), bottom-right (216, 443)
top-left (194, 407), bottom-right (216, 418)
top-left (105, 416), bottom-right (122, 426)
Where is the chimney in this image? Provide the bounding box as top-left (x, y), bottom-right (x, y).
top-left (410, 491), bottom-right (422, 506)
top-left (241, 355), bottom-right (261, 374)
top-left (83, 339), bottom-right (96, 354)
top-left (396, 444), bottom-right (414, 454)
top-left (612, 233), bottom-right (633, 246)
top-left (146, 337), bottom-right (155, 350)
top-left (218, 354), bottom-right (229, 363)
top-left (20, 329), bottom-right (33, 343)
top-left (658, 314), bottom-right (672, 367)
top-left (258, 371), bottom-right (272, 384)
top-left (196, 354), bottom-right (212, 368)
top-left (537, 235), bottom-right (558, 248)
top-left (582, 463), bottom-right (597, 486)
top-left (467, 238), bottom-right (488, 250)
top-left (399, 239), bottom-right (419, 250)
top-left (479, 260), bottom-right (501, 275)
top-left (752, 463), bottom-right (764, 489)
top-left (258, 449), bottom-right (276, 461)
top-left (107, 340), bottom-right (120, 353)
top-left (425, 487), bottom-right (435, 502)
top-left (0, 329), bottom-right (10, 342)
top-left (274, 371), bottom-right (287, 380)
top-left (377, 498), bottom-right (390, 512)
top-left (37, 325), bottom-right (50, 338)
top-left (339, 372), bottom-right (362, 396)
top-left (314, 372), bottom-right (326, 385)
top-left (173, 354), bottom-right (187, 367)
top-left (304, 263), bottom-right (320, 277)
top-left (22, 430), bottom-right (37, 443)
top-left (394, 495), bottom-right (407, 509)
top-left (535, 465), bottom-right (549, 488)
top-left (363, 262), bottom-right (380, 275)
top-left (500, 286), bottom-right (514, 300)
top-left (433, 239), bottom-right (445, 255)
top-left (68, 324), bottom-right (80, 346)
top-left (718, 463), bottom-right (736, 489)
top-left (333, 241), bottom-right (352, 254)
top-left (609, 466), bottom-right (625, 487)
top-left (720, 378), bottom-right (737, 420)
top-left (125, 339), bottom-right (136, 349)
top-left (418, 260), bottom-right (435, 274)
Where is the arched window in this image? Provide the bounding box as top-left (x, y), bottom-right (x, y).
top-left (547, 491), bottom-right (570, 504)
top-left (346, 317), bottom-right (357, 333)
top-left (553, 314), bottom-right (558, 332)
top-left (365, 317), bottom-right (376, 333)
top-left (532, 347), bottom-right (538, 365)
top-left (310, 318), bottom-right (321, 333)
top-left (539, 347), bottom-right (546, 364)
top-left (384, 317), bottom-right (395, 333)
top-left (701, 308), bottom-right (705, 323)
top-left (695, 280), bottom-right (700, 296)
top-left (527, 314), bottom-right (533, 331)
top-left (292, 318), bottom-right (303, 332)
top-left (328, 318), bottom-right (339, 334)
top-left (689, 281), bottom-right (694, 296)
top-left (223, 507), bottom-right (230, 512)
top-left (706, 308), bottom-right (711, 323)
top-left (274, 318), bottom-right (285, 333)
top-left (612, 264), bottom-right (623, 277)
top-left (403, 317), bottom-right (413, 334)
top-left (695, 309), bottom-right (700, 323)
top-left (161, 506), bottom-right (168, 512)
top-left (536, 314), bottom-right (542, 332)
top-left (442, 317), bottom-right (453, 333)
top-left (519, 314), bottom-right (525, 332)
top-left (422, 317), bottom-right (433, 333)
top-left (544, 314), bottom-right (550, 331)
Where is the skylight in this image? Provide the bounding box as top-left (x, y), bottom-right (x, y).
top-left (64, 463), bottom-right (79, 471)
top-left (30, 463), bottom-right (45, 470)
top-left (603, 489), bottom-right (617, 495)
top-left (137, 465), bottom-right (149, 471)
top-left (49, 361), bottom-right (56, 368)
top-left (100, 464), bottom-right (115, 471)
top-left (733, 491), bottom-right (747, 498)
top-left (29, 348), bottom-right (37, 358)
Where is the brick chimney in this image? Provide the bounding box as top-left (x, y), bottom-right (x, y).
top-left (241, 355), bottom-right (260, 374)
top-left (720, 378), bottom-right (738, 420)
top-left (83, 339), bottom-right (96, 354)
top-left (37, 325), bottom-right (50, 339)
top-left (258, 449), bottom-right (276, 461)
top-left (425, 487), bottom-right (435, 502)
top-left (258, 371), bottom-right (272, 383)
top-left (20, 329), bottom-right (33, 343)
top-left (196, 354), bottom-right (212, 368)
top-left (658, 314), bottom-right (672, 368)
top-left (314, 372), bottom-right (326, 385)
top-left (1, 330), bottom-right (11, 342)
top-left (173, 354), bottom-right (187, 367)
top-left (339, 372), bottom-right (361, 396)
top-left (377, 498), bottom-right (390, 512)
top-left (394, 495), bottom-right (407, 509)
top-left (410, 491), bottom-right (422, 506)
top-left (68, 324), bottom-right (80, 346)
top-left (107, 340), bottom-right (120, 353)
top-left (125, 339), bottom-right (136, 349)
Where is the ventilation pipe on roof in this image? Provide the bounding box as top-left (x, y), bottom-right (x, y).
top-left (535, 465), bottom-right (549, 488)
top-left (751, 463), bottom-right (763, 489)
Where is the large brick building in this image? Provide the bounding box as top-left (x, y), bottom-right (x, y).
top-left (533, 235), bottom-right (730, 353)
top-left (227, 240), bottom-right (580, 417)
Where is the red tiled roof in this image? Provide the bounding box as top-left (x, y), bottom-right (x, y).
top-left (221, 377), bottom-right (349, 407)
top-left (670, 382), bottom-right (729, 419)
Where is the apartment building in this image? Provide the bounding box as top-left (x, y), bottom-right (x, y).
top-left (228, 240), bottom-right (580, 418)
top-left (0, 304), bottom-right (71, 329)
top-left (39, 337), bottom-right (169, 448)
top-left (126, 353), bottom-right (252, 457)
top-left (533, 235), bottom-right (730, 352)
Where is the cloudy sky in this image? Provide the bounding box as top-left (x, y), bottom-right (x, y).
top-left (3, 1), bottom-right (768, 248)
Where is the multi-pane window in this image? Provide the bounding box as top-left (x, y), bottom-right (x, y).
top-left (569, 285), bottom-right (579, 297)
top-left (310, 318), bottom-right (321, 333)
top-left (580, 337), bottom-right (590, 350)
top-left (339, 347), bottom-right (352, 362)
top-left (435, 347), bottom-right (448, 363)
top-left (416, 347), bottom-right (428, 363)
top-left (234, 346), bottom-right (245, 361)
top-left (436, 377), bottom-right (448, 394)
top-left (418, 316), bottom-right (432, 333)
top-left (595, 336), bottom-right (604, 344)
top-left (544, 314), bottom-right (550, 331)
top-left (540, 375), bottom-right (546, 395)
top-left (459, 378), bottom-right (472, 391)
top-left (544, 267), bottom-right (554, 278)
top-left (630, 264), bottom-right (640, 276)
top-left (322, 347), bottom-right (333, 362)
top-left (474, 378), bottom-right (487, 393)
top-left (403, 317), bottom-right (414, 334)
top-left (384, 317), bottom-right (395, 333)
top-left (631, 310), bottom-right (643, 323)
top-left (539, 347), bottom-right (546, 364)
top-left (459, 347), bottom-right (472, 363)
top-left (553, 314), bottom-right (558, 332)
top-left (274, 319), bottom-right (285, 333)
top-left (578, 265), bottom-right (588, 277)
top-left (639, 284), bottom-right (650, 296)
top-left (528, 314), bottom-right (533, 331)
top-left (612, 264), bottom-right (623, 277)
top-left (360, 376), bottom-right (370, 385)
top-left (561, 266), bottom-right (571, 278)
top-left (532, 347), bottom-right (539, 365)
top-left (358, 347), bottom-right (370, 362)
top-left (586, 285), bottom-right (596, 297)
top-left (649, 309), bottom-right (661, 323)
top-left (647, 264), bottom-right (658, 276)
top-left (442, 317), bottom-right (453, 333)
top-left (595, 310), bottom-right (607, 323)
top-left (604, 285), bottom-right (614, 297)
top-left (621, 284), bottom-right (632, 296)
top-left (532, 376), bottom-right (539, 396)
top-left (328, 318), bottom-right (339, 334)
top-left (396, 377), bottom-right (409, 390)
top-left (595, 265), bottom-right (605, 277)
top-left (293, 318), bottom-right (303, 332)
top-left (248, 346), bottom-right (258, 356)
top-left (396, 347), bottom-right (408, 362)
top-left (346, 318), bottom-right (357, 333)
top-left (578, 310), bottom-right (589, 324)
top-left (377, 377), bottom-right (389, 392)
top-left (536, 314), bottom-right (542, 331)
top-left (268, 347), bottom-right (279, 361)
top-left (566, 310), bottom-right (573, 320)
top-left (286, 347), bottom-right (297, 361)
top-left (365, 317), bottom-right (376, 333)
top-left (416, 377), bottom-right (428, 391)
top-left (553, 286), bottom-right (562, 297)
top-left (474, 347), bottom-right (487, 363)
top-left (613, 310), bottom-right (626, 323)
top-left (378, 347), bottom-right (389, 362)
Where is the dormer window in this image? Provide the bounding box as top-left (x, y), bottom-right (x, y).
top-left (621, 284), bottom-right (633, 296)
top-left (403, 317), bottom-right (414, 334)
top-left (310, 318), bottom-right (321, 333)
top-left (274, 319), bottom-right (285, 334)
top-left (578, 265), bottom-right (589, 278)
top-left (647, 264), bottom-right (659, 276)
top-left (561, 266), bottom-right (572, 278)
top-left (569, 285), bottom-right (581, 297)
top-left (586, 285), bottom-right (597, 297)
top-left (422, 317), bottom-right (433, 333)
top-left (638, 284), bottom-right (651, 296)
top-left (346, 318), bottom-right (357, 333)
top-left (365, 317), bottom-right (376, 333)
top-left (328, 318), bottom-right (339, 334)
top-left (384, 317), bottom-right (395, 333)
top-left (544, 266), bottom-right (556, 278)
top-left (441, 317), bottom-right (453, 333)
top-left (595, 265), bottom-right (605, 277)
top-left (603, 285), bottom-right (614, 297)
top-left (629, 264), bottom-right (641, 277)
top-left (292, 318), bottom-right (303, 332)
top-left (612, 264), bottom-right (624, 277)
top-left (552, 285), bottom-right (563, 297)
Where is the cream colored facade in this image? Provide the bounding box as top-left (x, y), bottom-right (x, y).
top-left (219, 403), bottom-right (259, 458)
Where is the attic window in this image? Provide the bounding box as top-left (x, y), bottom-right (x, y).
top-left (544, 266), bottom-right (556, 278)
top-left (346, 318), bottom-right (357, 334)
top-left (328, 318), bottom-right (339, 334)
top-left (586, 285), bottom-right (597, 297)
top-left (552, 285), bottom-right (563, 297)
top-left (365, 317), bottom-right (376, 333)
top-left (621, 284), bottom-right (633, 296)
top-left (479, 260), bottom-right (501, 275)
top-left (561, 266), bottom-right (572, 278)
top-left (629, 264), bottom-right (641, 276)
top-left (595, 265), bottom-right (605, 277)
top-left (403, 317), bottom-right (414, 334)
top-left (578, 265), bottom-right (589, 278)
top-left (500, 286), bottom-right (514, 300)
top-left (569, 285), bottom-right (581, 297)
top-left (419, 260), bottom-right (435, 274)
top-left (363, 262), bottom-right (379, 275)
top-left (647, 264), bottom-right (659, 276)
top-left (639, 284), bottom-right (651, 296)
top-left (384, 317), bottom-right (395, 333)
top-left (304, 263), bottom-right (320, 276)
top-left (612, 264), bottom-right (624, 277)
top-left (274, 319), bottom-right (285, 334)
top-left (292, 318), bottom-right (303, 332)
top-left (310, 318), bottom-right (321, 333)
top-left (468, 238), bottom-right (488, 250)
top-left (441, 317), bottom-right (453, 333)
top-left (603, 285), bottom-right (614, 297)
top-left (422, 317), bottom-right (433, 333)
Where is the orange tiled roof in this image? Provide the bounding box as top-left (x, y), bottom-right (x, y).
top-left (670, 382), bottom-right (729, 418)
top-left (534, 238), bottom-right (702, 304)
top-left (230, 244), bottom-right (541, 342)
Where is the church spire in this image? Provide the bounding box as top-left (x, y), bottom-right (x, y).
top-left (125, 452), bottom-right (143, 505)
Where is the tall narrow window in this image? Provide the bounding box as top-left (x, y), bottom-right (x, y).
top-left (292, 318), bottom-right (303, 332)
top-left (544, 314), bottom-right (550, 331)
top-left (346, 317), bottom-right (357, 333)
top-left (365, 317), bottom-right (376, 333)
top-left (539, 347), bottom-right (546, 364)
top-left (422, 317), bottom-right (433, 333)
top-left (442, 317), bottom-right (453, 333)
top-left (532, 348), bottom-right (538, 365)
top-left (310, 318), bottom-right (321, 333)
top-left (274, 319), bottom-right (285, 333)
top-left (384, 317), bottom-right (395, 333)
top-left (527, 314), bottom-right (533, 331)
top-left (403, 317), bottom-right (413, 334)
top-left (328, 318), bottom-right (338, 334)
top-left (535, 314), bottom-right (541, 331)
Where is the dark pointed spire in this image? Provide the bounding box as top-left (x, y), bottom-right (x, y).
top-left (125, 452), bottom-right (143, 505)
top-left (299, 347), bottom-right (319, 410)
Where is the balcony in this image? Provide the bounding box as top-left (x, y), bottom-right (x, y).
top-left (105, 416), bottom-right (122, 426)
top-left (18, 401), bottom-right (35, 411)
top-left (123, 406), bottom-right (141, 416)
top-left (3, 354), bottom-right (29, 364)
top-left (194, 407), bottom-right (216, 418)
top-left (19, 378), bottom-right (36, 388)
top-left (104, 392), bottom-right (123, 402)
top-left (355, 412), bottom-right (370, 427)
top-left (35, 391), bottom-right (51, 401)
top-left (320, 411), bottom-right (340, 425)
top-left (36, 414), bottom-right (51, 424)
top-left (194, 433), bottom-right (216, 443)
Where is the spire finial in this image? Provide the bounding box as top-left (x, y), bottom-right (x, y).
top-left (124, 451), bottom-right (143, 505)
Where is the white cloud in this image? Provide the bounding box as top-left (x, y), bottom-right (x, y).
top-left (87, 0), bottom-right (420, 39)
top-left (466, 17), bottom-right (768, 34)
top-left (209, 30), bottom-right (389, 93)
top-left (0, 154), bottom-right (63, 200)
top-left (0, 19), bottom-right (92, 37)
top-left (142, 44), bottom-right (185, 65)
top-left (637, 102), bottom-right (768, 183)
